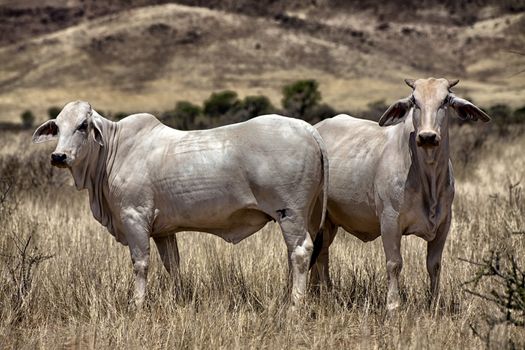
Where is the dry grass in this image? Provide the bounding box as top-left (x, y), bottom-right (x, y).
top-left (0, 128), bottom-right (524, 349)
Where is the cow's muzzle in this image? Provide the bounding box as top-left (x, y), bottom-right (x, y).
top-left (51, 152), bottom-right (68, 168)
top-left (416, 131), bottom-right (440, 147)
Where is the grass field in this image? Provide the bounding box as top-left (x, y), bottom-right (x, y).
top-left (0, 126), bottom-right (524, 349)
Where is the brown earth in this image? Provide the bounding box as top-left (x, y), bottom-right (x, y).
top-left (0, 1), bottom-right (523, 123)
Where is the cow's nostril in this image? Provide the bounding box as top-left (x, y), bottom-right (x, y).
top-left (417, 132), bottom-right (439, 146)
top-left (51, 153), bottom-right (67, 164)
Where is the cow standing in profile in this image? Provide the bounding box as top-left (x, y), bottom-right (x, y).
top-left (33, 101), bottom-right (328, 307)
top-left (310, 78), bottom-right (490, 310)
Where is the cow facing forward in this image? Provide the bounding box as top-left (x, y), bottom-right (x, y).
top-left (311, 78), bottom-right (490, 310)
top-left (33, 101), bottom-right (328, 307)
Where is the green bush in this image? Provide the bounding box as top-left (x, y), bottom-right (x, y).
top-left (203, 90), bottom-right (240, 118)
top-left (240, 95), bottom-right (276, 119)
top-left (513, 106), bottom-right (525, 124)
top-left (161, 101), bottom-right (202, 130)
top-left (282, 79), bottom-right (321, 119)
top-left (20, 110), bottom-right (35, 128)
top-left (47, 106), bottom-right (61, 119)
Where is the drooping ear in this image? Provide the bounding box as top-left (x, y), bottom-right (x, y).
top-left (378, 96), bottom-right (413, 127)
top-left (449, 94), bottom-right (491, 122)
top-left (91, 115), bottom-right (104, 147)
top-left (32, 120), bottom-right (58, 143)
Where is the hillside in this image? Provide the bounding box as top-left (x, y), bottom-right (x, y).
top-left (0, 1), bottom-right (523, 122)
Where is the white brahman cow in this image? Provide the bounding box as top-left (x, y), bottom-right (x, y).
top-left (33, 101), bottom-right (328, 307)
top-left (310, 78), bottom-right (490, 310)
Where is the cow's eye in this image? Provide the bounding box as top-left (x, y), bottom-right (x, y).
top-left (77, 121), bottom-right (88, 132)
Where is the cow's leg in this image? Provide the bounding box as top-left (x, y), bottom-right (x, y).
top-left (153, 235), bottom-right (181, 292)
top-left (426, 217), bottom-right (451, 308)
top-left (380, 210), bottom-right (403, 311)
top-left (122, 209), bottom-right (151, 308)
top-left (309, 219), bottom-right (337, 290)
top-left (279, 210), bottom-right (313, 306)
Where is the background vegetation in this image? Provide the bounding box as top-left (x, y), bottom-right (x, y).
top-left (12, 79), bottom-right (525, 133)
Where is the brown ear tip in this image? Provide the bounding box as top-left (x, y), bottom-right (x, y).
top-left (404, 79), bottom-right (416, 89)
top-left (448, 79), bottom-right (460, 88)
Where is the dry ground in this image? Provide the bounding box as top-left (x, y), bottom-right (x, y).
top-left (0, 125), bottom-right (524, 349)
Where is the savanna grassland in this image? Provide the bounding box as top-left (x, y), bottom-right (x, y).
top-left (0, 123), bottom-right (524, 349)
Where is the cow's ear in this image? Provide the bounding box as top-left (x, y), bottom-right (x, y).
top-left (449, 95), bottom-right (491, 122)
top-left (379, 96), bottom-right (413, 127)
top-left (91, 117), bottom-right (104, 147)
top-left (32, 120), bottom-right (58, 143)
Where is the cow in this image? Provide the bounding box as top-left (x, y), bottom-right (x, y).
top-left (33, 101), bottom-right (328, 307)
top-left (310, 78), bottom-right (490, 310)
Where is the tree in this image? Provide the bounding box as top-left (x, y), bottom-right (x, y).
top-left (47, 106), bottom-right (61, 119)
top-left (20, 110), bottom-right (35, 128)
top-left (281, 80), bottom-right (321, 119)
top-left (203, 90), bottom-right (240, 118)
top-left (161, 101), bottom-right (201, 130)
top-left (239, 95), bottom-right (276, 119)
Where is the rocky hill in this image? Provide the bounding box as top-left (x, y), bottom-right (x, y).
top-left (0, 0), bottom-right (523, 122)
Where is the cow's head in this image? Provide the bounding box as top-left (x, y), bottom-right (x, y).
top-left (378, 78), bottom-right (490, 148)
top-left (32, 101), bottom-right (104, 168)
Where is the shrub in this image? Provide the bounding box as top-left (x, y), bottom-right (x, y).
top-left (240, 95), bottom-right (276, 119)
top-left (282, 80), bottom-right (321, 119)
top-left (304, 103), bottom-right (337, 124)
top-left (513, 106), bottom-right (525, 124)
top-left (161, 101), bottom-right (202, 130)
top-left (462, 250), bottom-right (525, 348)
top-left (488, 104), bottom-right (512, 135)
top-left (203, 90), bottom-right (240, 118)
top-left (47, 106), bottom-right (61, 119)
top-left (20, 110), bottom-right (35, 129)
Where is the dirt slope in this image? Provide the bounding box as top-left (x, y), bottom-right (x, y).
top-left (0, 2), bottom-right (523, 122)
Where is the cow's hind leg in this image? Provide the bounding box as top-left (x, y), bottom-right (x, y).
top-left (278, 209), bottom-right (313, 306)
top-left (154, 234), bottom-right (182, 293)
top-left (427, 217), bottom-right (450, 309)
top-left (309, 219), bottom-right (337, 291)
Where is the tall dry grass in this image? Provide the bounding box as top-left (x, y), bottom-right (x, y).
top-left (0, 126), bottom-right (524, 349)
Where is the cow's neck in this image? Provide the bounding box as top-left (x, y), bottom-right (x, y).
top-left (70, 115), bottom-right (120, 235)
top-left (405, 113), bottom-right (451, 229)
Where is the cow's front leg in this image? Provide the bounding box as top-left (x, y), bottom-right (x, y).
top-left (427, 216), bottom-right (451, 309)
top-left (380, 209), bottom-right (403, 311)
top-left (122, 209), bottom-right (151, 308)
top-left (154, 234), bottom-right (181, 293)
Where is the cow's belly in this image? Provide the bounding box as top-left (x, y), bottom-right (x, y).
top-left (327, 198), bottom-right (381, 242)
top-left (150, 180), bottom-right (272, 243)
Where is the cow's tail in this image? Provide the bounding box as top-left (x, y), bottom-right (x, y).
top-left (309, 127), bottom-right (329, 269)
